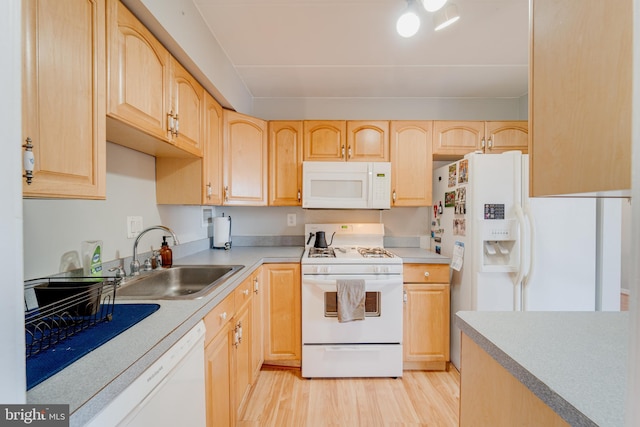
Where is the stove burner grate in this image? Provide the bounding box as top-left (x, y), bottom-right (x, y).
top-left (357, 247), bottom-right (395, 258)
top-left (308, 247), bottom-right (336, 258)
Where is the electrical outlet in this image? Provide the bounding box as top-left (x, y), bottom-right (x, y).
top-left (287, 213), bottom-right (296, 227)
top-left (127, 216), bottom-right (143, 238)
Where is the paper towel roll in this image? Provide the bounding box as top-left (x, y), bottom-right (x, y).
top-left (213, 216), bottom-right (231, 249)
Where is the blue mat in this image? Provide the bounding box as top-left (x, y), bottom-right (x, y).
top-left (26, 303), bottom-right (160, 390)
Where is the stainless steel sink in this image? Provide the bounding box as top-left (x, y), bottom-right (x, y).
top-left (116, 265), bottom-right (244, 300)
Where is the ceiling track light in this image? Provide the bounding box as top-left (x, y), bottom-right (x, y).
top-left (396, 0), bottom-right (421, 38)
top-left (397, 0), bottom-right (459, 37)
top-left (422, 0), bottom-right (448, 13)
top-left (434, 3), bottom-right (460, 31)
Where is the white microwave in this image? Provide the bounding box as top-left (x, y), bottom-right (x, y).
top-left (302, 161), bottom-right (391, 209)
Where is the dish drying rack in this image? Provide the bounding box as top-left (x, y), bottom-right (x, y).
top-left (24, 276), bottom-right (119, 358)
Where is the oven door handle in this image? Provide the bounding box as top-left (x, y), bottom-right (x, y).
top-left (302, 277), bottom-right (401, 291)
top-left (323, 346), bottom-right (384, 352)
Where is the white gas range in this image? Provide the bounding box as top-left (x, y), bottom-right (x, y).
top-left (301, 223), bottom-right (404, 378)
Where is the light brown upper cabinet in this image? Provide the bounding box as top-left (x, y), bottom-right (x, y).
top-left (156, 92), bottom-right (222, 205)
top-left (529, 0), bottom-right (631, 196)
top-left (302, 120), bottom-right (389, 161)
top-left (390, 121), bottom-right (433, 206)
top-left (203, 93), bottom-right (224, 205)
top-left (485, 121), bottom-right (528, 154)
top-left (106, 0), bottom-right (171, 148)
top-left (269, 121), bottom-right (303, 206)
top-left (223, 110), bottom-right (268, 206)
top-left (22, 0), bottom-right (106, 199)
top-left (432, 121), bottom-right (528, 160)
top-left (346, 121), bottom-right (390, 161)
top-left (169, 58), bottom-right (205, 157)
top-left (302, 120), bottom-right (346, 161)
top-left (106, 0), bottom-right (201, 158)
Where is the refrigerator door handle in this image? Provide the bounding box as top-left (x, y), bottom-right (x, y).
top-left (514, 204), bottom-right (527, 290)
top-left (522, 202), bottom-right (536, 287)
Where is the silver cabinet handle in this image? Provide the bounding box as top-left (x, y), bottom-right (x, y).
top-left (206, 183), bottom-right (212, 199)
top-left (403, 289), bottom-right (408, 304)
top-left (481, 137), bottom-right (486, 149)
top-left (424, 271), bottom-right (430, 277)
top-left (297, 190), bottom-right (301, 202)
top-left (348, 146), bottom-right (352, 158)
top-left (174, 113), bottom-right (179, 136)
top-left (224, 186), bottom-right (229, 202)
top-left (487, 138), bottom-right (493, 150)
top-left (253, 277), bottom-right (259, 294)
top-left (392, 190), bottom-right (397, 202)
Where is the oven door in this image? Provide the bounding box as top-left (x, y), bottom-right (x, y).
top-left (301, 275), bottom-right (403, 344)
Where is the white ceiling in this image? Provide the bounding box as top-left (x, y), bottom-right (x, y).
top-left (192, 0), bottom-right (529, 100)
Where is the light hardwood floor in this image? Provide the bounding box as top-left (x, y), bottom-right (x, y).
top-left (238, 366), bottom-right (460, 426)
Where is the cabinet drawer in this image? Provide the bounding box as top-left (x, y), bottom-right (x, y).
top-left (204, 293), bottom-right (235, 344)
top-left (403, 264), bottom-right (450, 283)
top-left (234, 277), bottom-right (253, 309)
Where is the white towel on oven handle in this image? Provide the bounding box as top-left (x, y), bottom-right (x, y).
top-left (336, 279), bottom-right (365, 322)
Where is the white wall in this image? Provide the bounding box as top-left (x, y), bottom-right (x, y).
top-left (23, 143), bottom-right (208, 280)
top-left (215, 206), bottom-right (430, 240)
top-left (1, 0), bottom-right (25, 403)
top-left (252, 96), bottom-right (528, 121)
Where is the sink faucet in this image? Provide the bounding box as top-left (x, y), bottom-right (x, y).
top-left (130, 225), bottom-right (180, 276)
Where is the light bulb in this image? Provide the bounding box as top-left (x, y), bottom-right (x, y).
top-left (422, 0), bottom-right (447, 12)
top-left (396, 10), bottom-right (420, 38)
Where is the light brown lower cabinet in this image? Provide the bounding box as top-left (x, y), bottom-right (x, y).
top-left (204, 272), bottom-right (258, 426)
top-left (263, 263), bottom-right (301, 366)
top-left (460, 334), bottom-right (568, 426)
top-left (403, 263), bottom-right (450, 371)
top-left (204, 292), bottom-right (235, 427)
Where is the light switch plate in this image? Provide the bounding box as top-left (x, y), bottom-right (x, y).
top-left (127, 216), bottom-right (143, 238)
top-left (287, 213), bottom-right (296, 227)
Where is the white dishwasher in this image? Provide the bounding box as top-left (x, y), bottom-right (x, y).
top-left (87, 321), bottom-right (206, 427)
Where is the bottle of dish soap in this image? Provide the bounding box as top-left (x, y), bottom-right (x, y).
top-left (82, 240), bottom-right (103, 277)
top-left (159, 236), bottom-right (173, 268)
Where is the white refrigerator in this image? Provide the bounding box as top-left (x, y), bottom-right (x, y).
top-left (432, 151), bottom-right (622, 369)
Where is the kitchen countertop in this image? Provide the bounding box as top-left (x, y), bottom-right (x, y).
top-left (456, 311), bottom-right (629, 427)
top-left (389, 247), bottom-right (450, 264)
top-left (27, 245), bottom-right (446, 426)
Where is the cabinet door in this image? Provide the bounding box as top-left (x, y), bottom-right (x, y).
top-left (432, 121), bottom-right (484, 160)
top-left (203, 92), bottom-right (223, 205)
top-left (390, 121), bottom-right (432, 206)
top-left (346, 121), bottom-right (390, 161)
top-left (170, 58), bottom-right (204, 157)
top-left (302, 120), bottom-right (347, 161)
top-left (223, 110), bottom-right (268, 205)
top-left (234, 300), bottom-right (252, 418)
top-left (106, 0), bottom-right (170, 142)
top-left (403, 283), bottom-right (450, 369)
top-left (22, 0), bottom-right (106, 199)
top-left (269, 121), bottom-right (303, 205)
top-left (205, 323), bottom-right (234, 427)
top-left (251, 268), bottom-right (264, 381)
top-left (530, 0), bottom-right (631, 196)
top-left (263, 264), bottom-right (301, 365)
top-left (485, 121), bottom-right (528, 154)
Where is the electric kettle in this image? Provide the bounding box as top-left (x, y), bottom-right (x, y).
top-left (307, 231), bottom-right (335, 248)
